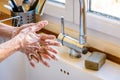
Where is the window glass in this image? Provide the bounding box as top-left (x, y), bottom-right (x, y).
top-left (49, 0), bottom-right (65, 4)
top-left (89, 0), bottom-right (120, 20)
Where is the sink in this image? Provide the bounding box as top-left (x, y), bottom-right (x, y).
top-left (26, 46), bottom-right (103, 80)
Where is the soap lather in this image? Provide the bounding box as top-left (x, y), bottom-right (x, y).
top-left (85, 52), bottom-right (106, 71)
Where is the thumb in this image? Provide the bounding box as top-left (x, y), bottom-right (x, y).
top-left (20, 20), bottom-right (48, 33)
top-left (33, 20), bottom-right (48, 32)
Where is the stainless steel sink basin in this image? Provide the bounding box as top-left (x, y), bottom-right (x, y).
top-left (26, 46), bottom-right (103, 80)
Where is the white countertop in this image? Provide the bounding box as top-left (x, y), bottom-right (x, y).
top-left (58, 46), bottom-right (120, 80)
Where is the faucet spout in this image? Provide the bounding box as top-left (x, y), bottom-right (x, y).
top-left (79, 0), bottom-right (86, 45)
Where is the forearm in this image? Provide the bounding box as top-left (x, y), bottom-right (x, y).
top-left (0, 36), bottom-right (21, 62)
top-left (0, 23), bottom-right (13, 38)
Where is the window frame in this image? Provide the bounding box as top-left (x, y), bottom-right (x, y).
top-left (44, 0), bottom-right (120, 40)
top-left (87, 0), bottom-right (120, 39)
top-left (74, 0), bottom-right (120, 39)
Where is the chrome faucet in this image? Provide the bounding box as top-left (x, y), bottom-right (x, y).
top-left (57, 0), bottom-right (88, 58)
top-left (79, 0), bottom-right (86, 45)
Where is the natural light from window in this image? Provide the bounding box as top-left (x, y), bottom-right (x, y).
top-left (49, 0), bottom-right (65, 4)
top-left (90, 0), bottom-right (120, 19)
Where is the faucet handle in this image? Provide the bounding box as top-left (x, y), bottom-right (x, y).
top-left (61, 16), bottom-right (65, 35)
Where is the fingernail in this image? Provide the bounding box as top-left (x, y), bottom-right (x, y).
top-left (52, 55), bottom-right (58, 60)
top-left (43, 61), bottom-right (50, 67)
top-left (58, 42), bottom-right (62, 46)
top-left (30, 62), bottom-right (35, 68)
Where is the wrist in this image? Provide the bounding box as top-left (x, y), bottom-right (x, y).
top-left (10, 27), bottom-right (17, 38)
top-left (12, 34), bottom-right (24, 51)
top-left (14, 33), bottom-right (25, 51)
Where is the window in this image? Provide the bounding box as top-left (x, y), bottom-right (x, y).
top-left (44, 0), bottom-right (74, 22)
top-left (44, 0), bottom-right (120, 39)
top-left (89, 0), bottom-right (120, 20)
top-left (86, 0), bottom-right (120, 39)
top-left (72, 0), bottom-right (120, 40)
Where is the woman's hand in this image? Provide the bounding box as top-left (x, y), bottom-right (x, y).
top-left (31, 34), bottom-right (61, 67)
top-left (14, 21), bottom-right (61, 67)
top-left (11, 23), bottom-right (36, 38)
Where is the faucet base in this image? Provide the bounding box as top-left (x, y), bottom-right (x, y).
top-left (69, 49), bottom-right (81, 58)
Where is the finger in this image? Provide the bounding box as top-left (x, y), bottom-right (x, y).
top-left (45, 40), bottom-right (62, 46)
top-left (30, 54), bottom-right (39, 63)
top-left (38, 53), bottom-right (50, 67)
top-left (30, 61), bottom-right (35, 68)
top-left (37, 20), bottom-right (48, 28)
top-left (38, 34), bottom-right (56, 41)
top-left (46, 51), bottom-right (58, 60)
top-left (38, 47), bottom-right (58, 60)
top-left (41, 60), bottom-right (50, 67)
top-left (24, 21), bottom-right (48, 33)
top-left (33, 20), bottom-right (48, 32)
top-left (41, 54), bottom-right (51, 60)
top-left (42, 61), bottom-right (50, 67)
top-left (39, 46), bottom-right (58, 54)
top-left (45, 46), bottom-right (58, 54)
top-left (40, 48), bottom-right (58, 60)
top-left (27, 54), bottom-right (36, 68)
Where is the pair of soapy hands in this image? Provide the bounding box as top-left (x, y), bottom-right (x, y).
top-left (12, 20), bottom-right (61, 68)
